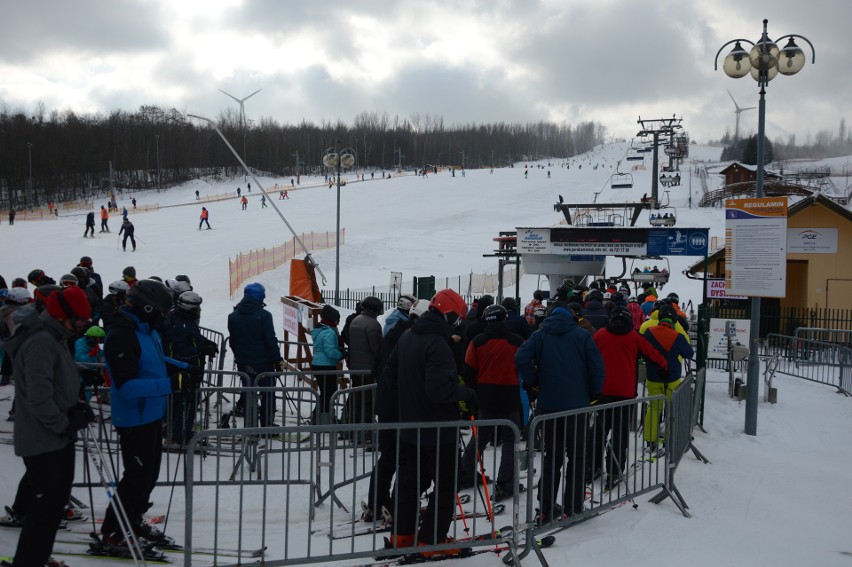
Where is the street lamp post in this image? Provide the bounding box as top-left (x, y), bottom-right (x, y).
top-left (154, 134), bottom-right (160, 191)
top-left (715, 19), bottom-right (814, 436)
top-left (27, 142), bottom-right (33, 209)
top-left (322, 144), bottom-right (356, 306)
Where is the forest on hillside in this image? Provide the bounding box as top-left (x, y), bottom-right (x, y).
top-left (0, 104), bottom-right (606, 209)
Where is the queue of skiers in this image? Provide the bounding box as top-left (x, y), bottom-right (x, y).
top-left (0, 262), bottom-right (217, 564)
top-left (0, 264), bottom-right (694, 564)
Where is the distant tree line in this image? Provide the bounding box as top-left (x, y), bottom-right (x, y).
top-left (716, 117), bottom-right (852, 164)
top-left (0, 103), bottom-right (606, 209)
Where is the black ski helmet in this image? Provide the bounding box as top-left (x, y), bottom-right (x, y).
top-left (482, 304), bottom-right (507, 323)
top-left (127, 279), bottom-right (172, 319)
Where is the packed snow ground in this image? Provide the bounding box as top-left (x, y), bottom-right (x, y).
top-left (1, 141), bottom-right (851, 565)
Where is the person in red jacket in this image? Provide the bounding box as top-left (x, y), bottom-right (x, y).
top-left (626, 296), bottom-right (645, 330)
top-left (591, 307), bottom-right (667, 488)
top-left (457, 304), bottom-right (525, 500)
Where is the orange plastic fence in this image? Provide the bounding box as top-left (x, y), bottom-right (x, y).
top-left (229, 229), bottom-right (344, 297)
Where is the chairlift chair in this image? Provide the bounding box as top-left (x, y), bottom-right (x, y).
top-left (610, 172), bottom-right (634, 189)
top-left (628, 257), bottom-right (671, 290)
top-left (649, 209), bottom-right (677, 227)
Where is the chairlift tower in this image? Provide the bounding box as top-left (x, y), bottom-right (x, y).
top-left (636, 115), bottom-right (683, 206)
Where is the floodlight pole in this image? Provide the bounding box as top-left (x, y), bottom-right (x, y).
top-left (187, 113), bottom-right (327, 285)
top-left (27, 142), bottom-right (33, 208)
top-left (323, 143), bottom-right (356, 306)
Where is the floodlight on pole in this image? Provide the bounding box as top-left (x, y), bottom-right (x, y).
top-left (323, 143), bottom-right (356, 306)
top-left (714, 19), bottom-right (814, 436)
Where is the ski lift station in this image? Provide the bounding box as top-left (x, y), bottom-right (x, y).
top-left (515, 224), bottom-right (710, 297)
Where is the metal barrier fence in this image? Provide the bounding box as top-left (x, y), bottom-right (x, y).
top-left (793, 327), bottom-right (852, 348)
top-left (761, 334), bottom-right (852, 396)
top-left (184, 420), bottom-right (523, 567)
top-left (69, 367), bottom-right (708, 566)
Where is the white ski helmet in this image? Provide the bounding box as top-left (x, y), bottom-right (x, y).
top-left (4, 287), bottom-right (31, 305)
top-left (108, 280), bottom-right (130, 295)
top-left (409, 298), bottom-right (429, 319)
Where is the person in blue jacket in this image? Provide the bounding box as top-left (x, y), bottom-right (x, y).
top-left (515, 306), bottom-right (605, 524)
top-left (97, 280), bottom-right (201, 553)
top-left (74, 325), bottom-right (106, 401)
top-left (310, 304), bottom-right (345, 423)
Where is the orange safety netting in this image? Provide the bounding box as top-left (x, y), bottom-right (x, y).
top-left (229, 229), bottom-right (344, 297)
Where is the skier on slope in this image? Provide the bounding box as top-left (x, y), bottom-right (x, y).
top-left (118, 217), bottom-right (136, 251)
top-left (84, 211), bottom-right (96, 238)
top-left (199, 207), bottom-right (211, 229)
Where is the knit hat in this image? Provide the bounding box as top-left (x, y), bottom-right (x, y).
top-left (244, 282), bottom-right (266, 302)
top-left (320, 304), bottom-right (341, 324)
top-left (46, 286), bottom-right (91, 321)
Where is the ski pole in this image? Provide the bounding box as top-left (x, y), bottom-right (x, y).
top-left (469, 416), bottom-right (496, 541)
top-left (83, 423), bottom-right (148, 567)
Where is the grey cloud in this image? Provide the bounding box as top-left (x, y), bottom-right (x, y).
top-left (0, 0), bottom-right (168, 64)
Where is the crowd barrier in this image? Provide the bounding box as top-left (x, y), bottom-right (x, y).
top-left (68, 361), bottom-right (712, 566)
top-left (761, 333), bottom-right (852, 396)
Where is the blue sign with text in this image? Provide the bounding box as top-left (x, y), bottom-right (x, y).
top-left (647, 228), bottom-right (709, 256)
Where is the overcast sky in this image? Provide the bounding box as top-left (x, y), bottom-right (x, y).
top-left (1, 0), bottom-right (849, 147)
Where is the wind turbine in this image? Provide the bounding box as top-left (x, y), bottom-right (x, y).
top-left (218, 88), bottom-right (262, 129)
top-left (728, 90), bottom-right (756, 141)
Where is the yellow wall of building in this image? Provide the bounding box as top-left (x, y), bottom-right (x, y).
top-left (786, 203), bottom-right (852, 309)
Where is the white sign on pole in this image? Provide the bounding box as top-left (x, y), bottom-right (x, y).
top-left (518, 228), bottom-right (551, 254)
top-left (706, 279), bottom-right (748, 300)
top-left (283, 303), bottom-right (300, 336)
top-left (389, 271), bottom-right (403, 294)
top-left (787, 227), bottom-right (838, 253)
top-left (725, 197), bottom-right (788, 297)
top-left (708, 318), bottom-right (752, 358)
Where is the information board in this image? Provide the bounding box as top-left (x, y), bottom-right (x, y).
top-left (725, 197), bottom-right (788, 297)
top-left (706, 279), bottom-right (747, 300)
top-left (787, 227), bottom-right (838, 254)
top-left (516, 226), bottom-right (709, 257)
top-left (708, 317), bottom-right (751, 358)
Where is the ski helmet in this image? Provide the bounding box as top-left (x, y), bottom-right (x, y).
top-left (609, 306), bottom-right (633, 327)
top-left (71, 266), bottom-right (89, 283)
top-left (409, 299), bottom-right (429, 319)
top-left (429, 289), bottom-right (468, 320)
top-left (243, 282), bottom-right (265, 302)
top-left (658, 304), bottom-right (677, 322)
top-left (59, 273), bottom-right (79, 287)
top-left (482, 304), bottom-right (507, 323)
top-left (586, 289), bottom-right (604, 302)
top-left (78, 256), bottom-right (93, 268)
top-left (175, 274), bottom-right (191, 285)
top-left (166, 278), bottom-right (192, 295)
top-left (501, 297), bottom-right (518, 312)
top-left (127, 279), bottom-right (173, 317)
top-left (361, 296), bottom-right (384, 316)
top-left (108, 280), bottom-right (130, 295)
top-left (176, 290), bottom-right (203, 312)
top-left (667, 292), bottom-right (680, 304)
top-left (475, 295), bottom-right (494, 318)
top-left (396, 294), bottom-right (417, 311)
top-left (4, 287), bottom-right (31, 305)
top-left (122, 266), bottom-right (136, 280)
top-left (85, 325), bottom-right (106, 339)
top-left (28, 269), bottom-right (48, 286)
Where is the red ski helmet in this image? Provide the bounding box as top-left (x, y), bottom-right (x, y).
top-left (429, 289), bottom-right (468, 320)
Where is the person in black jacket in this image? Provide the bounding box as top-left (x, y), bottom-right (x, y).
top-left (384, 290), bottom-right (475, 555)
top-left (501, 297), bottom-right (532, 340)
top-left (161, 291), bottom-right (218, 446)
top-left (364, 300), bottom-right (429, 522)
top-left (581, 289), bottom-right (609, 330)
top-left (84, 211), bottom-right (96, 238)
top-left (119, 218), bottom-right (136, 251)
